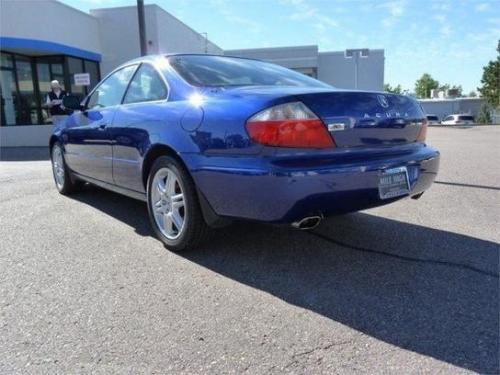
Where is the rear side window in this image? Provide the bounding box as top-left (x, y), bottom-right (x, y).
top-left (427, 115), bottom-right (438, 121)
top-left (444, 116), bottom-right (454, 121)
top-left (87, 65), bottom-right (137, 109)
top-left (123, 64), bottom-right (168, 104)
top-left (458, 115), bottom-right (474, 121)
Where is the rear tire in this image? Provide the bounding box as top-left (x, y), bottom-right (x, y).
top-left (51, 142), bottom-right (83, 195)
top-left (147, 156), bottom-right (210, 252)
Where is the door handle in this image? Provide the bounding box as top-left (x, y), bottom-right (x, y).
top-left (97, 123), bottom-right (107, 130)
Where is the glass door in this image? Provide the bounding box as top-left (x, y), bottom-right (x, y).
top-left (14, 55), bottom-right (37, 125)
top-left (37, 62), bottom-right (51, 124)
top-left (0, 68), bottom-right (17, 126)
top-left (36, 57), bottom-right (65, 124)
top-left (67, 57), bottom-right (85, 100)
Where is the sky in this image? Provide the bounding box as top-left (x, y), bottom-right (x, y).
top-left (61, 0), bottom-right (500, 94)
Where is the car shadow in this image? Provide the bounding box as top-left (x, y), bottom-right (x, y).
top-left (69, 185), bottom-right (499, 373)
top-left (69, 184), bottom-right (153, 237)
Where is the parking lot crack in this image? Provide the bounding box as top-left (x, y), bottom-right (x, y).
top-left (434, 181), bottom-right (500, 191)
top-left (293, 341), bottom-right (352, 358)
top-left (282, 340), bottom-right (353, 370)
top-left (309, 231), bottom-right (499, 278)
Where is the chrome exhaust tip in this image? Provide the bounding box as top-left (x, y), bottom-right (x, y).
top-left (291, 215), bottom-right (322, 230)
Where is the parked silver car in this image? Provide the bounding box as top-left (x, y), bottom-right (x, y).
top-left (441, 114), bottom-right (475, 125)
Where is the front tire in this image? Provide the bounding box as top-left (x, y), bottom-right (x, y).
top-left (147, 156), bottom-right (209, 252)
top-left (51, 143), bottom-right (82, 195)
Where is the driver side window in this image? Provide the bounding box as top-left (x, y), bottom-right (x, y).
top-left (87, 65), bottom-right (137, 109)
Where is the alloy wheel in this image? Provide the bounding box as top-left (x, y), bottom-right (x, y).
top-left (52, 145), bottom-right (65, 189)
top-left (150, 167), bottom-right (186, 240)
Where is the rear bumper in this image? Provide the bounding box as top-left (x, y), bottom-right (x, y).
top-left (187, 144), bottom-right (440, 223)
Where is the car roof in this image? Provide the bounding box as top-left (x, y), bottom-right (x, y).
top-left (120, 53), bottom-right (273, 68)
top-left (165, 53), bottom-right (265, 62)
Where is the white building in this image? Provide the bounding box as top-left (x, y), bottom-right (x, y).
top-left (1, 0), bottom-right (384, 148)
top-left (0, 0), bottom-right (222, 147)
top-left (226, 46), bottom-right (385, 91)
top-left (90, 4), bottom-right (222, 75)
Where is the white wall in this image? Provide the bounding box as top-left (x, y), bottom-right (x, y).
top-left (0, 0), bottom-right (101, 55)
top-left (226, 45), bottom-right (318, 70)
top-left (0, 125), bottom-right (52, 147)
top-left (90, 6), bottom-right (148, 75)
top-left (318, 49), bottom-right (384, 91)
top-left (154, 5), bottom-right (222, 56)
top-left (90, 4), bottom-right (222, 76)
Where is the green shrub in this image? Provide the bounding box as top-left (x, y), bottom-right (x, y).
top-left (476, 104), bottom-right (492, 124)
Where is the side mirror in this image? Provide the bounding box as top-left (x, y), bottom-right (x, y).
top-left (63, 95), bottom-right (83, 110)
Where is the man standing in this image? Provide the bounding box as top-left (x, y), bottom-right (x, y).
top-left (46, 80), bottom-right (68, 127)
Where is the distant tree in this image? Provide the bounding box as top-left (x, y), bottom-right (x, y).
top-left (415, 73), bottom-right (439, 98)
top-left (478, 40), bottom-right (500, 108)
top-left (439, 83), bottom-right (450, 92)
top-left (476, 104), bottom-right (492, 124)
top-left (468, 91), bottom-right (477, 97)
top-left (383, 83), bottom-right (402, 94)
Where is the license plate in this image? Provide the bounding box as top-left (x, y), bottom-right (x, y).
top-left (378, 167), bottom-right (410, 199)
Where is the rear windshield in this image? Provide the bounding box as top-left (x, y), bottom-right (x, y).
top-left (458, 115), bottom-right (474, 121)
top-left (426, 115), bottom-right (439, 121)
top-left (168, 55), bottom-right (330, 88)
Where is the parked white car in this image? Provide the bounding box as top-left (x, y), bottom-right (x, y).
top-left (441, 114), bottom-right (475, 125)
top-left (426, 114), bottom-right (440, 125)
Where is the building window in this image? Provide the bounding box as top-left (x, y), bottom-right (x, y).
top-left (1, 53), bottom-right (13, 68)
top-left (0, 51), bottom-right (100, 126)
top-left (84, 60), bottom-right (100, 93)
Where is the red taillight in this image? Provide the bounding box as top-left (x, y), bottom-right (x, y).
top-left (246, 119), bottom-right (334, 148)
top-left (417, 119), bottom-right (428, 142)
top-left (245, 102), bottom-right (335, 148)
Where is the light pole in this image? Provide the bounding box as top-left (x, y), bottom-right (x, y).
top-left (137, 0), bottom-right (147, 56)
top-left (345, 49), bottom-right (369, 89)
top-left (200, 32), bottom-right (208, 54)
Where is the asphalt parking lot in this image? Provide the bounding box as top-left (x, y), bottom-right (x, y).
top-left (1, 126), bottom-right (499, 374)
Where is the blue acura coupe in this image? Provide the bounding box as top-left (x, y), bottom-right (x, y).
top-left (52, 54), bottom-right (439, 251)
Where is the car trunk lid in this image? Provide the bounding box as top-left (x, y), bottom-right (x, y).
top-left (295, 91), bottom-right (426, 148)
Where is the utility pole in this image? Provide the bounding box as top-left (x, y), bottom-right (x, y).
top-left (353, 52), bottom-right (359, 90)
top-left (137, 0), bottom-right (147, 56)
top-left (345, 49), bottom-right (370, 90)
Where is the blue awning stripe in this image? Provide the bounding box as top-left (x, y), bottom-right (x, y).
top-left (0, 37), bottom-right (101, 62)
